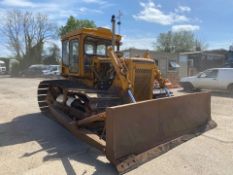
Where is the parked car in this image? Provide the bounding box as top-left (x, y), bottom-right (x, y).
top-left (0, 60), bottom-right (6, 74)
top-left (21, 64), bottom-right (50, 77)
top-left (43, 65), bottom-right (60, 76)
top-left (180, 68), bottom-right (233, 94)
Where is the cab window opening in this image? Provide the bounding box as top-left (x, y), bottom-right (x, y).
top-left (84, 36), bottom-right (112, 57)
top-left (69, 39), bottom-right (79, 73)
top-left (62, 40), bottom-right (69, 66)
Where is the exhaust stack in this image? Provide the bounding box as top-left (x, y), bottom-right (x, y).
top-left (111, 15), bottom-right (116, 51)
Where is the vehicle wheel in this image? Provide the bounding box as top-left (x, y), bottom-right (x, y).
top-left (227, 84), bottom-right (233, 95)
top-left (182, 82), bottom-right (194, 92)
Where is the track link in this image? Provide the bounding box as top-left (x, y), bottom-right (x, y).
top-left (37, 81), bottom-right (50, 113)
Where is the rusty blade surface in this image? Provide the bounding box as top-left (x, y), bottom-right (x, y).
top-left (105, 92), bottom-right (214, 168)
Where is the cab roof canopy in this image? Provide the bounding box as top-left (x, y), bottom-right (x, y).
top-left (61, 27), bottom-right (122, 41)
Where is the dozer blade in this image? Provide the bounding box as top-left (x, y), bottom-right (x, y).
top-left (105, 92), bottom-right (216, 174)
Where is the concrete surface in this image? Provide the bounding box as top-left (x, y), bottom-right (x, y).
top-left (0, 77), bottom-right (232, 175)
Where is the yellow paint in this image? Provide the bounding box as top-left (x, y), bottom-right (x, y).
top-left (60, 27), bottom-right (166, 99)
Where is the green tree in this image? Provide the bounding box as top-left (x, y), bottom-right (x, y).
top-left (59, 16), bottom-right (96, 37)
top-left (156, 31), bottom-right (173, 52)
top-left (155, 31), bottom-right (207, 53)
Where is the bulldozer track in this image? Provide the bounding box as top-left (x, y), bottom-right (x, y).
top-left (37, 80), bottom-right (122, 115)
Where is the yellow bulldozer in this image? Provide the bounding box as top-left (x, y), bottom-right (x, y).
top-left (37, 16), bottom-right (216, 174)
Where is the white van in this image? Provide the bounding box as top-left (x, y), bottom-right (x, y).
top-left (180, 68), bottom-right (233, 94)
top-left (0, 60), bottom-right (6, 74)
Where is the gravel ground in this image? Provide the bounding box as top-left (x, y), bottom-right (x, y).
top-left (0, 77), bottom-right (232, 175)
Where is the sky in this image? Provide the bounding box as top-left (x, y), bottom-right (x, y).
top-left (0, 0), bottom-right (233, 57)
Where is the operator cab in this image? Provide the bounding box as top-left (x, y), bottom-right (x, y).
top-left (61, 27), bottom-right (121, 79)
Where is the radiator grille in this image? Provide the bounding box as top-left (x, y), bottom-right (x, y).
top-left (133, 68), bottom-right (152, 101)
